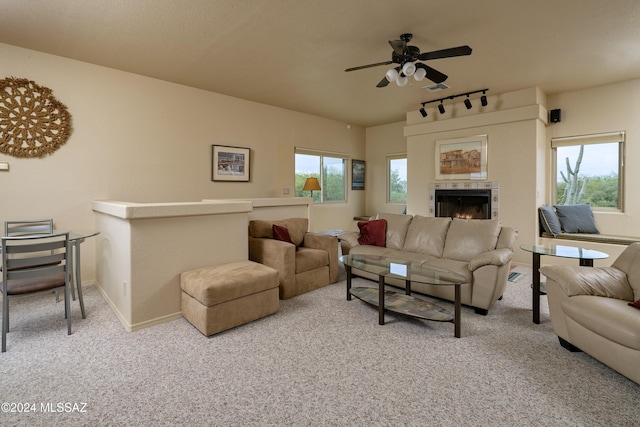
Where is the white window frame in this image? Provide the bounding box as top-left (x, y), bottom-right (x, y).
top-left (294, 148), bottom-right (348, 203)
top-left (387, 153), bottom-right (407, 204)
top-left (551, 131), bottom-right (625, 211)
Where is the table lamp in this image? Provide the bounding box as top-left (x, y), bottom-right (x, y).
top-left (302, 177), bottom-right (321, 199)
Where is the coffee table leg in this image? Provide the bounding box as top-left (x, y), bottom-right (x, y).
top-left (405, 279), bottom-right (411, 295)
top-left (455, 285), bottom-right (461, 338)
top-left (346, 265), bottom-right (352, 301)
top-left (579, 258), bottom-right (594, 267)
top-left (378, 275), bottom-right (385, 325)
top-left (533, 253), bottom-right (541, 324)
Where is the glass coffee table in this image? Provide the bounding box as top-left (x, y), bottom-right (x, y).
top-left (340, 254), bottom-right (467, 337)
top-left (520, 244), bottom-right (609, 324)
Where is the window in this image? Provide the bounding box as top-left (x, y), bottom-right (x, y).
top-left (295, 148), bottom-right (347, 203)
top-left (551, 131), bottom-right (624, 210)
top-left (387, 155), bottom-right (407, 203)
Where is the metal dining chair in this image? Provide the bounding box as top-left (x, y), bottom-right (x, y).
top-left (4, 219), bottom-right (54, 237)
top-left (3, 219), bottom-right (68, 302)
top-left (1, 232), bottom-right (72, 352)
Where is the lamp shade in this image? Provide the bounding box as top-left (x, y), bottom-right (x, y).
top-left (302, 177), bottom-right (321, 191)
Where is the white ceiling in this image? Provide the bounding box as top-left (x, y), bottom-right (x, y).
top-left (2, 0), bottom-right (640, 127)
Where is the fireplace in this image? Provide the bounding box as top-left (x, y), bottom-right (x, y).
top-left (435, 189), bottom-right (492, 219)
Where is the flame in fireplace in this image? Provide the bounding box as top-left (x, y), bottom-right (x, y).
top-left (454, 213), bottom-right (474, 219)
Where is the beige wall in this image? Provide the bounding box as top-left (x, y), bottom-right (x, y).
top-left (401, 88), bottom-right (546, 264)
top-left (547, 80), bottom-right (640, 237)
top-left (364, 121), bottom-right (407, 223)
top-left (0, 42), bottom-right (366, 283)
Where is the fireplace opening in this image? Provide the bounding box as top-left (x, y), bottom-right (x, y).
top-left (435, 189), bottom-right (492, 219)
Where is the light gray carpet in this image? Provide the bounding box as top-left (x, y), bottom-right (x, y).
top-left (1, 265), bottom-right (638, 426)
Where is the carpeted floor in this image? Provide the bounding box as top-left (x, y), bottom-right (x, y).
top-left (1, 265), bottom-right (638, 426)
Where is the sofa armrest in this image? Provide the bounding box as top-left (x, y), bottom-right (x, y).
top-left (468, 248), bottom-right (513, 271)
top-left (539, 266), bottom-right (633, 300)
top-left (303, 233), bottom-right (339, 283)
top-left (337, 231), bottom-right (360, 252)
top-left (248, 236), bottom-right (296, 291)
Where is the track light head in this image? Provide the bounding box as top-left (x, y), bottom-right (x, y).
top-left (419, 107), bottom-right (428, 118)
top-left (481, 92), bottom-right (488, 106)
top-left (464, 97), bottom-right (472, 109)
top-left (438, 102), bottom-right (445, 114)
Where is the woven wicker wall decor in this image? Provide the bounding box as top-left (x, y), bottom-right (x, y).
top-left (0, 77), bottom-right (72, 158)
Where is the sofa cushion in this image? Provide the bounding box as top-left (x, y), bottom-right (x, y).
top-left (442, 219), bottom-right (501, 262)
top-left (401, 216), bottom-right (451, 257)
top-left (375, 213), bottom-right (412, 250)
top-left (539, 204), bottom-right (562, 236)
top-left (629, 299), bottom-right (640, 310)
top-left (554, 203), bottom-right (599, 234)
top-left (357, 219), bottom-right (386, 247)
top-left (562, 295), bottom-right (640, 351)
top-left (295, 247), bottom-right (329, 274)
top-left (249, 218), bottom-right (308, 247)
top-left (423, 258), bottom-right (473, 284)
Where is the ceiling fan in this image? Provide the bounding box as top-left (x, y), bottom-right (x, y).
top-left (345, 33), bottom-right (472, 87)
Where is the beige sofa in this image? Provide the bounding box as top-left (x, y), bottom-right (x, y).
top-left (340, 213), bottom-right (518, 314)
top-left (540, 242), bottom-right (640, 385)
top-left (248, 218), bottom-right (339, 299)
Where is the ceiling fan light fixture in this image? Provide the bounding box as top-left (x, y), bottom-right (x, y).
top-left (385, 68), bottom-right (398, 82)
top-left (396, 75), bottom-right (408, 87)
top-left (402, 62), bottom-right (416, 77)
top-left (413, 67), bottom-right (427, 81)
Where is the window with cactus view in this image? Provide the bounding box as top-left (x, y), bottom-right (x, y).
top-left (553, 138), bottom-right (622, 209)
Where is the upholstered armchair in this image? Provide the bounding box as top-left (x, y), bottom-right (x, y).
top-left (248, 218), bottom-right (339, 299)
top-left (540, 242), bottom-right (640, 384)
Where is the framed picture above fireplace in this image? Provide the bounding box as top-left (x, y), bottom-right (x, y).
top-left (435, 135), bottom-right (488, 180)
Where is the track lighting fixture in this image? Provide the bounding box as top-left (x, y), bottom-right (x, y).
top-left (419, 88), bottom-right (489, 117)
top-left (464, 96), bottom-right (472, 109)
top-left (481, 91), bottom-right (488, 106)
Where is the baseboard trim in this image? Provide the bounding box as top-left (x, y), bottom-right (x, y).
top-left (93, 281), bottom-right (182, 332)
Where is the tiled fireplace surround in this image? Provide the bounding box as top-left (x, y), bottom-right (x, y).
top-left (428, 181), bottom-right (500, 220)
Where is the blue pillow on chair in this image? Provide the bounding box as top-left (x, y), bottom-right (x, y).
top-left (538, 205), bottom-right (562, 236)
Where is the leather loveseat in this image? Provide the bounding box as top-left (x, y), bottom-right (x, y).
top-left (339, 213), bottom-right (518, 314)
top-left (248, 218), bottom-right (339, 299)
top-left (540, 242), bottom-right (640, 385)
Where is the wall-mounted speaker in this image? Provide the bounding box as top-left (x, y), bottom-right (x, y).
top-left (549, 109), bottom-right (562, 123)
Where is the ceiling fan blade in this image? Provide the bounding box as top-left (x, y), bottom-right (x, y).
top-left (388, 39), bottom-right (406, 55)
top-left (416, 63), bottom-right (448, 83)
top-left (345, 60), bottom-right (393, 72)
top-left (419, 45), bottom-right (472, 61)
top-left (376, 77), bottom-right (390, 88)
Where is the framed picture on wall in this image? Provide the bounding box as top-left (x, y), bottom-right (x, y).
top-left (212, 145), bottom-right (251, 182)
top-left (352, 159), bottom-right (365, 190)
top-left (435, 135), bottom-right (488, 180)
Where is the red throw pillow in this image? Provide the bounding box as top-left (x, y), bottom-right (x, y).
top-left (628, 299), bottom-right (640, 310)
top-left (357, 219), bottom-right (387, 247)
top-left (272, 224), bottom-right (297, 250)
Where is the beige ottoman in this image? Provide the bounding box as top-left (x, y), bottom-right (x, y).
top-left (181, 260), bottom-right (279, 336)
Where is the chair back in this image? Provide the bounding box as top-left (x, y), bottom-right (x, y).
top-left (1, 233), bottom-right (69, 294)
top-left (1, 232), bottom-right (71, 352)
top-left (4, 219), bottom-right (54, 237)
